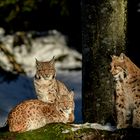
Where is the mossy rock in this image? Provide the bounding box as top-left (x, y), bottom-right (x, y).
top-left (0, 123), bottom-right (84, 140)
top-left (1, 123), bottom-right (140, 140)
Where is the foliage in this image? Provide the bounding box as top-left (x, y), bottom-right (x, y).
top-left (49, 0), bottom-right (69, 16)
top-left (0, 0), bottom-right (37, 22)
top-left (0, 43), bottom-right (25, 75)
top-left (0, 0), bottom-right (70, 31)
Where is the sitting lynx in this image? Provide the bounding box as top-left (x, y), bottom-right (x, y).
top-left (8, 92), bottom-right (74, 133)
top-left (34, 57), bottom-right (74, 103)
top-left (111, 53), bottom-right (140, 129)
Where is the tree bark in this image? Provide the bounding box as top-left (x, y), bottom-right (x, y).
top-left (82, 0), bottom-right (127, 124)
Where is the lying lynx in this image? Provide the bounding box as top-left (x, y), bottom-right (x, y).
top-left (8, 92), bottom-right (74, 133)
top-left (111, 53), bottom-right (140, 129)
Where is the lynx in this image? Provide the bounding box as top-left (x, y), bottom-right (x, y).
top-left (34, 57), bottom-right (73, 103)
top-left (111, 53), bottom-right (140, 129)
top-left (8, 92), bottom-right (74, 133)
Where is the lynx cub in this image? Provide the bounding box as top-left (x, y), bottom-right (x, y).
top-left (34, 57), bottom-right (73, 103)
top-left (111, 53), bottom-right (140, 129)
top-left (8, 92), bottom-right (74, 133)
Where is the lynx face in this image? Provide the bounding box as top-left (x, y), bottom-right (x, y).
top-left (110, 54), bottom-right (127, 81)
top-left (58, 91), bottom-right (75, 115)
top-left (35, 57), bottom-right (56, 80)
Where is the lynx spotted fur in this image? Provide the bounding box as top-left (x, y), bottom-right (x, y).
top-left (111, 53), bottom-right (140, 129)
top-left (8, 92), bottom-right (74, 133)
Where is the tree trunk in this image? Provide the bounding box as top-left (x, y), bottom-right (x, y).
top-left (82, 0), bottom-right (127, 124)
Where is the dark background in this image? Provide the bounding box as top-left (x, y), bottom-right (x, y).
top-left (0, 0), bottom-right (81, 53)
top-left (127, 0), bottom-right (140, 67)
top-left (0, 0), bottom-right (140, 62)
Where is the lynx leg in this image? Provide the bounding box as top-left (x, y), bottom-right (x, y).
top-left (116, 105), bottom-right (130, 129)
top-left (132, 109), bottom-right (140, 128)
top-left (116, 109), bottom-right (125, 129)
top-left (68, 112), bottom-right (75, 123)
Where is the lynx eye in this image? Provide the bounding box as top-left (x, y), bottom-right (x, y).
top-left (35, 75), bottom-right (40, 79)
top-left (123, 71), bottom-right (127, 78)
top-left (59, 109), bottom-right (63, 113)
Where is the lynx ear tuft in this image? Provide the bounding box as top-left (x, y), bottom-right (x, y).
top-left (110, 54), bottom-right (116, 59)
top-left (110, 55), bottom-right (114, 59)
top-left (35, 58), bottom-right (41, 67)
top-left (49, 56), bottom-right (55, 65)
top-left (35, 58), bottom-right (38, 62)
top-left (120, 53), bottom-right (126, 59)
top-left (70, 89), bottom-right (74, 95)
top-left (35, 58), bottom-right (38, 63)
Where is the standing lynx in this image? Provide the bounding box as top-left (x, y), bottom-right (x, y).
top-left (111, 53), bottom-right (140, 129)
top-left (34, 57), bottom-right (73, 103)
top-left (8, 92), bottom-right (74, 133)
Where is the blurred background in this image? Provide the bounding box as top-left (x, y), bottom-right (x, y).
top-left (127, 0), bottom-right (140, 67)
top-left (0, 0), bottom-right (82, 127)
top-left (0, 0), bottom-right (81, 52)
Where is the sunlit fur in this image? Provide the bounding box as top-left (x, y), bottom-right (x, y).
top-left (111, 53), bottom-right (140, 129)
top-left (8, 92), bottom-right (74, 133)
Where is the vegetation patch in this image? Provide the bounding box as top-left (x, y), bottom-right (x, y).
top-left (1, 123), bottom-right (140, 139)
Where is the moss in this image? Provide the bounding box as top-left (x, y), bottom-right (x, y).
top-left (1, 123), bottom-right (140, 140)
top-left (0, 123), bottom-right (73, 140)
